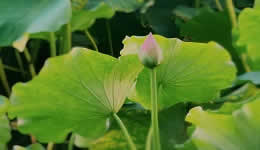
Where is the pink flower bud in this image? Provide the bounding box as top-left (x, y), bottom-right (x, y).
top-left (138, 33), bottom-right (163, 69)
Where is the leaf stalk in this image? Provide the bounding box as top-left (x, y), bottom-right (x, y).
top-left (226, 0), bottom-right (237, 28)
top-left (15, 50), bottom-right (26, 78)
top-left (24, 48), bottom-right (36, 77)
top-left (150, 68), bottom-right (161, 150)
top-left (145, 126), bottom-right (153, 150)
top-left (226, 0), bottom-right (251, 72)
top-left (62, 23), bottom-right (72, 54)
top-left (85, 30), bottom-right (99, 52)
top-left (49, 32), bottom-right (57, 57)
top-left (113, 113), bottom-right (137, 150)
top-left (0, 58), bottom-right (10, 96)
top-left (215, 0), bottom-right (223, 11)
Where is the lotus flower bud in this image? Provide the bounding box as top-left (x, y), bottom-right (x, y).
top-left (138, 33), bottom-right (163, 69)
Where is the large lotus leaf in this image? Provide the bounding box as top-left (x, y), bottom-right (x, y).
top-left (178, 95), bottom-right (260, 150)
top-left (90, 103), bottom-right (188, 150)
top-left (180, 8), bottom-right (244, 73)
top-left (0, 0), bottom-right (71, 46)
top-left (200, 0), bottom-right (225, 9)
top-left (90, 107), bottom-right (150, 150)
top-left (71, 0), bottom-right (143, 31)
top-left (121, 35), bottom-right (236, 110)
top-left (71, 0), bottom-right (88, 10)
top-left (255, 0), bottom-right (260, 8)
top-left (86, 0), bottom-right (144, 13)
top-left (142, 0), bottom-right (191, 37)
top-left (173, 6), bottom-right (198, 21)
top-left (236, 8), bottom-right (260, 71)
top-left (236, 72), bottom-right (260, 85)
top-left (0, 96), bottom-right (11, 150)
top-left (181, 8), bottom-right (231, 52)
top-left (209, 83), bottom-right (259, 114)
top-left (71, 3), bottom-right (115, 31)
top-left (9, 48), bottom-right (143, 143)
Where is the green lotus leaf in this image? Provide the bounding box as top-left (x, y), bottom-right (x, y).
top-left (181, 8), bottom-right (232, 51)
top-left (173, 6), bottom-right (198, 21)
top-left (121, 35), bottom-right (236, 110)
top-left (90, 103), bottom-right (188, 150)
top-left (90, 108), bottom-right (150, 150)
top-left (179, 94), bottom-right (260, 150)
top-left (0, 0), bottom-right (71, 46)
top-left (201, 83), bottom-right (259, 115)
top-left (218, 83), bottom-right (258, 102)
top-left (71, 0), bottom-right (143, 31)
top-left (0, 96), bottom-right (11, 150)
top-left (141, 0), bottom-right (190, 37)
top-left (71, 0), bottom-right (88, 10)
top-left (236, 72), bottom-right (260, 85)
top-left (180, 8), bottom-right (244, 73)
top-left (9, 48), bottom-right (143, 143)
top-left (255, 0), bottom-right (260, 9)
top-left (236, 7), bottom-right (260, 71)
top-left (86, 0), bottom-right (144, 13)
top-left (71, 2), bottom-right (115, 31)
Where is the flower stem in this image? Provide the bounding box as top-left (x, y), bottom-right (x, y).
top-left (226, 0), bottom-right (251, 72)
top-left (63, 23), bottom-right (72, 54)
top-left (85, 30), bottom-right (99, 52)
top-left (226, 0), bottom-right (237, 28)
top-left (241, 54), bottom-right (251, 72)
top-left (150, 68), bottom-right (161, 150)
top-left (215, 0), bottom-right (223, 11)
top-left (0, 58), bottom-right (10, 96)
top-left (14, 50), bottom-right (26, 79)
top-left (68, 134), bottom-right (75, 150)
top-left (106, 21), bottom-right (114, 56)
top-left (113, 113), bottom-right (136, 150)
top-left (49, 32), bottom-right (57, 57)
top-left (24, 48), bottom-right (36, 78)
top-left (145, 126), bottom-right (153, 150)
top-left (3, 65), bottom-right (24, 73)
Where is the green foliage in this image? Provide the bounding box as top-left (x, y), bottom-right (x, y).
top-left (9, 48), bottom-right (143, 142)
top-left (71, 0), bottom-right (144, 31)
top-left (181, 8), bottom-right (244, 73)
top-left (71, 1), bottom-right (114, 31)
top-left (158, 103), bottom-right (188, 150)
top-left (0, 0), bottom-right (71, 46)
top-left (178, 94), bottom-right (260, 150)
top-left (181, 8), bottom-right (231, 49)
top-left (90, 108), bottom-right (150, 150)
top-left (121, 35), bottom-right (236, 110)
top-left (255, 0), bottom-right (260, 8)
top-left (236, 72), bottom-right (260, 85)
top-left (1, 0), bottom-right (260, 149)
top-left (89, 103), bottom-right (187, 150)
top-left (87, 0), bottom-right (144, 13)
top-left (235, 7), bottom-right (260, 71)
top-left (0, 96), bottom-right (11, 150)
top-left (142, 0), bottom-right (191, 37)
